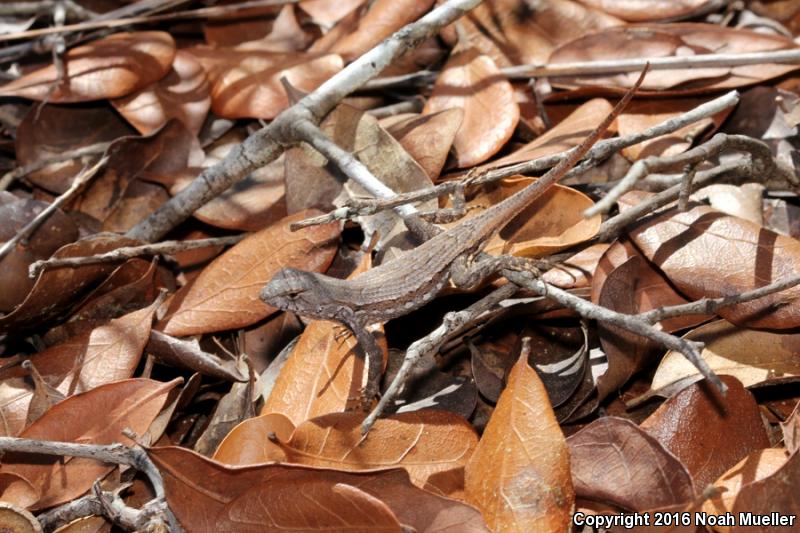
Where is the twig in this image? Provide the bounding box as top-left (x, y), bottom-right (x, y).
top-left (638, 272), bottom-right (800, 324)
top-left (0, 0), bottom-right (97, 19)
top-left (502, 271), bottom-right (724, 392)
top-left (596, 159), bottom-right (751, 241)
top-left (293, 91), bottom-right (741, 230)
top-left (0, 157), bottom-right (107, 263)
top-left (365, 48), bottom-right (800, 89)
top-left (28, 234), bottom-right (244, 279)
top-left (585, 133), bottom-right (795, 218)
top-left (362, 283), bottom-right (519, 434)
top-left (126, 0), bottom-right (483, 243)
top-left (0, 141), bottom-right (109, 192)
top-left (37, 492), bottom-right (104, 530)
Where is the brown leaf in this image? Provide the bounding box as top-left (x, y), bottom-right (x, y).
top-left (153, 445), bottom-right (489, 532)
top-left (31, 300), bottom-right (158, 397)
top-left (731, 450), bottom-right (800, 532)
top-left (450, 176), bottom-right (599, 257)
top-left (616, 97), bottom-right (729, 160)
top-left (0, 197), bottom-right (78, 312)
top-left (111, 50), bottom-right (211, 135)
top-left (454, 0), bottom-right (622, 65)
top-left (169, 160), bottom-right (286, 232)
top-left (703, 448), bottom-right (789, 530)
top-left (541, 243), bottom-right (610, 289)
top-left (15, 103), bottom-right (136, 193)
top-left (0, 32), bottom-right (175, 102)
top-left (424, 47), bottom-right (519, 168)
top-left (150, 446), bottom-right (405, 532)
top-left (652, 319), bottom-right (800, 391)
top-left (233, 5), bottom-right (312, 53)
top-left (0, 378), bottom-right (178, 509)
top-left (160, 210), bottom-right (339, 336)
top-left (550, 24), bottom-right (800, 94)
top-left (640, 376), bottom-right (771, 487)
top-left (568, 417), bottom-right (695, 512)
top-left (188, 47), bottom-right (343, 119)
top-left (623, 192), bottom-right (800, 329)
top-left (0, 234), bottom-right (141, 334)
top-left (283, 411), bottom-right (477, 498)
top-left (329, 0), bottom-right (435, 61)
top-left (381, 108), bottom-right (463, 181)
top-left (465, 357), bottom-right (574, 531)
top-left (486, 98), bottom-right (614, 170)
top-left (213, 413), bottom-right (295, 464)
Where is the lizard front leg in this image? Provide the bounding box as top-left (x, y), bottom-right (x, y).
top-left (341, 315), bottom-right (384, 410)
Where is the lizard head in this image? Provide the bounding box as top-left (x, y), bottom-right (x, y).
top-left (261, 268), bottom-right (322, 315)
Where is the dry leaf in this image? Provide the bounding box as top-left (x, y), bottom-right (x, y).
top-left (640, 376), bottom-right (771, 487)
top-left (623, 192), bottom-right (800, 329)
top-left (465, 357), bottom-right (574, 531)
top-left (541, 243), bottom-right (610, 289)
top-left (781, 401), bottom-right (800, 454)
top-left (568, 417), bottom-right (695, 512)
top-left (160, 210), bottom-right (339, 336)
top-left (579, 0), bottom-right (714, 22)
top-left (112, 50), bottom-right (211, 135)
top-left (330, 0), bottom-right (435, 61)
top-left (0, 378), bottom-right (178, 509)
top-left (188, 47), bottom-right (343, 119)
top-left (703, 448), bottom-right (789, 531)
top-left (382, 108), bottom-right (463, 181)
top-left (0, 502), bottom-right (41, 532)
top-left (282, 411), bottom-right (478, 498)
top-left (451, 176), bottom-right (600, 257)
top-left (424, 47), bottom-right (519, 168)
top-left (731, 450), bottom-right (800, 532)
top-left (152, 445), bottom-right (489, 532)
top-left (213, 413), bottom-right (295, 464)
top-left (652, 319), bottom-right (800, 391)
top-left (0, 32), bottom-right (175, 102)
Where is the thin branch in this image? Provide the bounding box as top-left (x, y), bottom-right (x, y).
top-left (0, 157), bottom-right (108, 263)
top-left (0, 140), bottom-right (109, 192)
top-left (365, 48), bottom-right (800, 89)
top-left (126, 0), bottom-right (483, 243)
top-left (29, 234), bottom-right (244, 278)
top-left (596, 158), bottom-right (752, 241)
top-left (293, 91), bottom-right (741, 230)
top-left (585, 133), bottom-right (795, 218)
top-left (638, 272), bottom-right (800, 324)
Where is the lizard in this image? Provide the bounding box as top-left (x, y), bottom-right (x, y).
top-left (261, 69), bottom-right (648, 405)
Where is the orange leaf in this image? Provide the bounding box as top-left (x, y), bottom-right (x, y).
top-left (731, 450), bottom-right (800, 532)
top-left (282, 411), bottom-right (478, 498)
top-left (0, 378), bottom-right (179, 509)
top-left (465, 357), bottom-right (574, 531)
top-left (0, 32), bottom-right (175, 102)
top-left (424, 47), bottom-right (518, 168)
top-left (160, 210), bottom-right (339, 336)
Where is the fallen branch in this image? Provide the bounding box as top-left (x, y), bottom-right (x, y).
top-left (0, 140), bottom-right (109, 192)
top-left (29, 234), bottom-right (244, 278)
